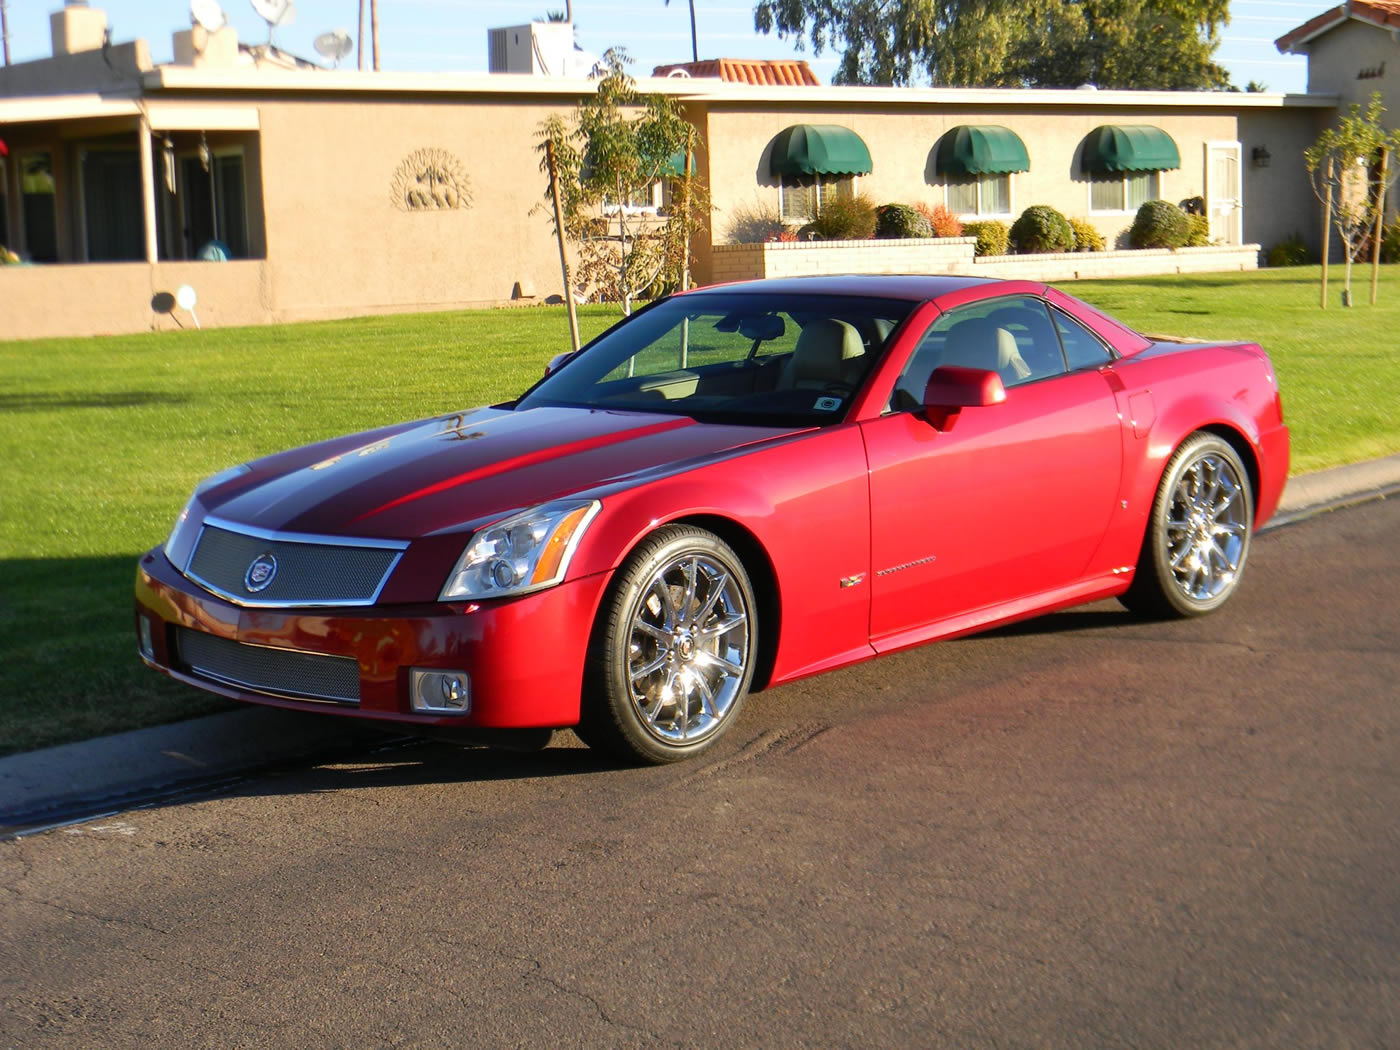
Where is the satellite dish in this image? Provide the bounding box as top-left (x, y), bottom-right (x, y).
top-left (314, 29), bottom-right (353, 67)
top-left (249, 0), bottom-right (292, 24)
top-left (190, 0), bottom-right (227, 32)
top-left (249, 0), bottom-right (295, 47)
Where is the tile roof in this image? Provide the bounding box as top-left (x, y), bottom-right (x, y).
top-left (651, 58), bottom-right (821, 86)
top-left (1276, 0), bottom-right (1400, 53)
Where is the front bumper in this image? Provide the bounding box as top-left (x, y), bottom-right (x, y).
top-left (134, 548), bottom-right (610, 729)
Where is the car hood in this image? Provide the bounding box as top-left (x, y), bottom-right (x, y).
top-left (199, 405), bottom-right (804, 539)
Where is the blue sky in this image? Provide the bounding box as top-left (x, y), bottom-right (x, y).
top-left (3, 0), bottom-right (1314, 92)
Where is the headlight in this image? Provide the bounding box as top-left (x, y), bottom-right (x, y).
top-left (440, 500), bottom-right (601, 600)
top-left (164, 464), bottom-right (251, 562)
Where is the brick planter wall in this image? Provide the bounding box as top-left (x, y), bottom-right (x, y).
top-left (707, 238), bottom-right (1260, 285)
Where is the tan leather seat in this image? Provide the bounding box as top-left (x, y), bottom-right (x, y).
top-left (941, 317), bottom-right (1031, 382)
top-left (782, 318), bottom-right (865, 389)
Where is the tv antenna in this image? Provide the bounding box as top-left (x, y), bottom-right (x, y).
top-left (190, 0), bottom-right (227, 33)
top-left (313, 28), bottom-right (353, 67)
top-left (248, 0), bottom-right (295, 48)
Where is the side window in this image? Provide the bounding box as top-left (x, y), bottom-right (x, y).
top-left (890, 296), bottom-right (1071, 411)
top-left (1051, 308), bottom-right (1114, 370)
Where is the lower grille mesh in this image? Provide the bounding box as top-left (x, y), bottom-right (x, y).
top-left (176, 629), bottom-right (360, 705)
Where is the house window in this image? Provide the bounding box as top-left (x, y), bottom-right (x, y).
top-left (179, 149), bottom-right (249, 259)
top-left (1090, 170), bottom-right (1159, 213)
top-left (946, 173), bottom-right (1011, 217)
top-left (779, 173), bottom-right (855, 223)
top-left (603, 181), bottom-right (663, 214)
top-left (80, 147), bottom-right (144, 262)
top-left (19, 152), bottom-right (58, 263)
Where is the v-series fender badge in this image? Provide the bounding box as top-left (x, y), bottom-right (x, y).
top-left (876, 555), bottom-right (937, 577)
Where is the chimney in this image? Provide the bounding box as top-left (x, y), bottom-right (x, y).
top-left (51, 2), bottom-right (108, 56)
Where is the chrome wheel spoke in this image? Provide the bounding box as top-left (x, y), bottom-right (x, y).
top-left (698, 611), bottom-right (747, 642)
top-left (694, 650), bottom-right (743, 677)
top-left (632, 620), bottom-right (671, 644)
top-left (631, 651), bottom-right (669, 681)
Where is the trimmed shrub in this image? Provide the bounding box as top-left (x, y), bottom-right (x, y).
top-left (962, 220), bottom-right (1010, 257)
top-left (1185, 214), bottom-right (1211, 247)
top-left (1130, 200), bottom-right (1191, 249)
top-left (724, 199), bottom-right (786, 244)
top-left (1068, 217), bottom-right (1105, 253)
top-left (1266, 232), bottom-right (1310, 267)
top-left (808, 193), bottom-right (879, 240)
top-left (915, 201), bottom-right (964, 238)
top-left (876, 203), bottom-right (934, 239)
top-left (1010, 205), bottom-right (1074, 254)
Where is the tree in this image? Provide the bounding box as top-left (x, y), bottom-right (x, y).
top-left (537, 50), bottom-right (705, 314)
top-left (1305, 93), bottom-right (1400, 306)
top-left (665, 0), bottom-right (700, 62)
top-left (751, 0), bottom-right (1231, 89)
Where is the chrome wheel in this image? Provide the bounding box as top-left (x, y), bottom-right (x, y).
top-left (1121, 432), bottom-right (1254, 619)
top-left (583, 525), bottom-right (759, 764)
top-left (627, 553), bottom-right (750, 745)
top-left (1164, 452), bottom-right (1248, 602)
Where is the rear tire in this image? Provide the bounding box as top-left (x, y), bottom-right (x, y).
top-left (1120, 432), bottom-right (1254, 619)
top-left (581, 526), bottom-right (757, 764)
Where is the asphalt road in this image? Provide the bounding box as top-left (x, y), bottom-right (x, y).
top-left (2, 498), bottom-right (1397, 1049)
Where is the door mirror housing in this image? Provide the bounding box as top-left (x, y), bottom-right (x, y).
top-left (923, 366), bottom-right (1006, 410)
top-left (544, 351), bottom-right (576, 377)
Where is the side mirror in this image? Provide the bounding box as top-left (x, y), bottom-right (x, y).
top-left (923, 366), bottom-right (1006, 409)
top-left (921, 366), bottom-right (1005, 431)
top-left (544, 350), bottom-right (575, 377)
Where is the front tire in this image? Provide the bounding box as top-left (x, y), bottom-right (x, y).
top-left (1121, 432), bottom-right (1254, 619)
top-left (582, 526), bottom-right (757, 764)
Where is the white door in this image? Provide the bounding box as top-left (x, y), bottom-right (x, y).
top-left (1206, 141), bottom-right (1243, 246)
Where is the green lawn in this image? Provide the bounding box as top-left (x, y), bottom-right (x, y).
top-left (2, 267), bottom-right (1397, 755)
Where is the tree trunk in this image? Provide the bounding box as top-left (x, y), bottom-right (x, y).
top-left (545, 139), bottom-right (581, 353)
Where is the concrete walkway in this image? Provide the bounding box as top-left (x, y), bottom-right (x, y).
top-left (3, 452), bottom-right (1398, 834)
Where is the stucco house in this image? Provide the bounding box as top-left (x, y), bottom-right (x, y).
top-left (0, 2), bottom-right (1386, 339)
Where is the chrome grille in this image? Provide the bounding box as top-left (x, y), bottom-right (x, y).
top-left (176, 629), bottom-right (361, 705)
top-left (185, 520), bottom-right (404, 607)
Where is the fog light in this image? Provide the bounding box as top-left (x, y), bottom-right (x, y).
top-left (410, 669), bottom-right (471, 714)
top-left (138, 616), bottom-right (155, 660)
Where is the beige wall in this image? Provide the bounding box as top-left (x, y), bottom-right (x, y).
top-left (1238, 107), bottom-right (1333, 255)
top-left (0, 260), bottom-right (269, 339)
top-left (1304, 20), bottom-right (1397, 108)
top-left (700, 102), bottom-right (1242, 254)
top-left (251, 93), bottom-right (582, 320)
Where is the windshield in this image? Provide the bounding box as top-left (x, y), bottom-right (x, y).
top-left (518, 292), bottom-right (916, 426)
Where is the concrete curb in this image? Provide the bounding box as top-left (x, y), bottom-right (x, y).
top-left (4, 451), bottom-right (1400, 835)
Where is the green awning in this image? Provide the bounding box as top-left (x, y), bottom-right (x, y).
top-left (768, 124), bottom-right (873, 177)
top-left (934, 125), bottom-right (1030, 176)
top-left (1080, 125), bottom-right (1181, 174)
top-left (660, 150), bottom-right (695, 177)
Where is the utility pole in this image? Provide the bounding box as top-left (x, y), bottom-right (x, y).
top-left (371, 0), bottom-right (379, 71)
top-left (2, 0), bottom-right (11, 67)
top-left (357, 0), bottom-right (365, 70)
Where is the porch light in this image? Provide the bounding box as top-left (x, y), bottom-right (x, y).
top-left (1252, 146), bottom-right (1271, 168)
